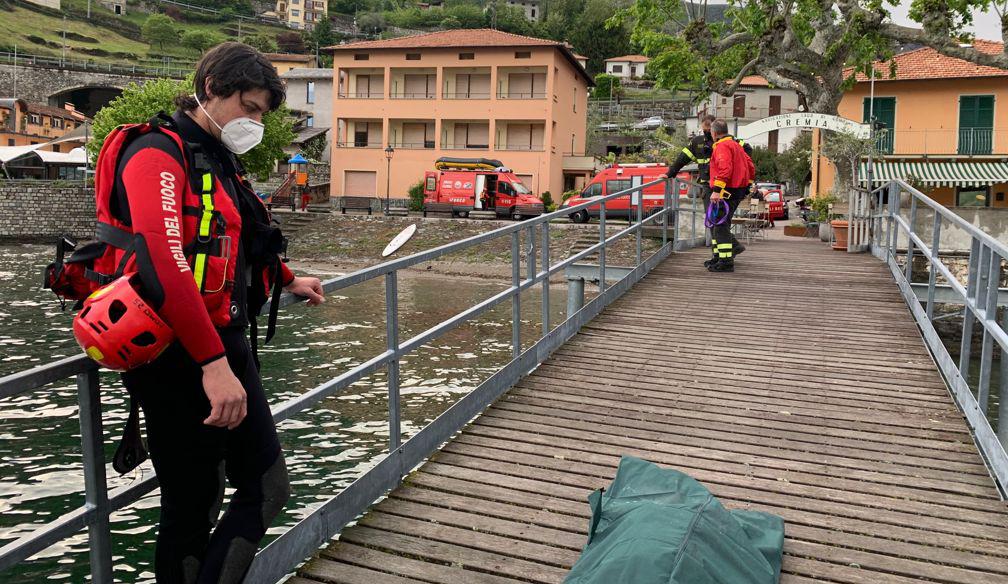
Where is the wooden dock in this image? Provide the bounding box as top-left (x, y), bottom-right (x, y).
top-left (292, 236), bottom-right (1008, 584)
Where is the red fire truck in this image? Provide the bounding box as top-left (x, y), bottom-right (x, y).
top-left (560, 163), bottom-right (693, 223)
top-left (422, 158), bottom-right (545, 220)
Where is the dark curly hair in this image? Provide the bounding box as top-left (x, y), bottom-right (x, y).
top-left (176, 42), bottom-right (285, 112)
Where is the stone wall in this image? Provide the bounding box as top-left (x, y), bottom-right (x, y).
top-left (0, 181), bottom-right (95, 241)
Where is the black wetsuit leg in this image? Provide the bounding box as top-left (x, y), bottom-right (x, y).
top-left (122, 327), bottom-right (289, 584)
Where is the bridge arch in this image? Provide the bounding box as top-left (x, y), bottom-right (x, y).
top-left (48, 84), bottom-right (125, 118)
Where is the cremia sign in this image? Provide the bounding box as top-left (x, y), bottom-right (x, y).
top-left (737, 113), bottom-right (871, 140)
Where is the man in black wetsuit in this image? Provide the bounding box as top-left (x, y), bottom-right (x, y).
top-left (666, 114), bottom-right (753, 266)
top-left (111, 43), bottom-right (325, 583)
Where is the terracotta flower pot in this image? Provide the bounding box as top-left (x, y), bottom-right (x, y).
top-left (831, 220), bottom-right (849, 251)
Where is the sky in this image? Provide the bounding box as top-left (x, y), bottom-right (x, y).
top-left (888, 1), bottom-right (1003, 42)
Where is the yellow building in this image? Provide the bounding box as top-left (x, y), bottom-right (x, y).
top-left (274, 0), bottom-right (328, 30)
top-left (812, 40), bottom-right (1008, 209)
top-left (328, 28), bottom-right (594, 200)
top-left (264, 53), bottom-right (316, 76)
top-left (0, 99), bottom-right (89, 152)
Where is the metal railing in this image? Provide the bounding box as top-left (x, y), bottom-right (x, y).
top-left (0, 178), bottom-right (706, 583)
top-left (335, 141), bottom-right (383, 148)
top-left (336, 92), bottom-right (385, 99)
top-left (443, 92), bottom-right (491, 99)
top-left (867, 179), bottom-right (1008, 496)
top-left (0, 51), bottom-right (192, 79)
top-left (497, 91), bottom-right (547, 99)
top-left (495, 144), bottom-right (546, 152)
top-left (864, 128), bottom-right (1002, 156)
top-left (389, 141), bottom-right (435, 149)
top-left (389, 92), bottom-right (436, 99)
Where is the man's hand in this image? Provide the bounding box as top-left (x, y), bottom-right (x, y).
top-left (710, 190), bottom-right (723, 202)
top-left (285, 276), bottom-right (325, 306)
top-left (202, 358), bottom-right (246, 429)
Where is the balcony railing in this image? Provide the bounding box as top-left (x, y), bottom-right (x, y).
top-left (441, 143), bottom-right (490, 150)
top-left (391, 141), bottom-right (436, 149)
top-left (498, 92), bottom-right (547, 99)
top-left (337, 91), bottom-right (385, 99)
top-left (443, 92), bottom-right (491, 99)
top-left (869, 128), bottom-right (1002, 156)
top-left (495, 144), bottom-right (545, 152)
top-left (958, 127), bottom-right (993, 155)
top-left (336, 141), bottom-right (383, 149)
top-left (390, 91), bottom-right (436, 99)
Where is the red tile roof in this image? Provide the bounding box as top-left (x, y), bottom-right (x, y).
top-left (739, 75), bottom-right (769, 87)
top-left (605, 55), bottom-right (650, 63)
top-left (327, 29), bottom-right (594, 85)
top-left (264, 53), bottom-right (314, 62)
top-left (329, 28), bottom-right (563, 51)
top-left (852, 39), bottom-right (1008, 82)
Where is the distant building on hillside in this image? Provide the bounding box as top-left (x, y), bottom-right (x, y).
top-left (274, 0), bottom-right (328, 30)
top-left (505, 0), bottom-right (542, 21)
top-left (101, 0), bottom-right (125, 15)
top-left (25, 0), bottom-right (59, 9)
top-left (604, 55), bottom-right (649, 80)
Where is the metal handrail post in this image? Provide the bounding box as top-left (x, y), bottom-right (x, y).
top-left (77, 368), bottom-right (112, 584)
top-left (999, 306), bottom-right (1008, 448)
top-left (511, 232), bottom-right (521, 358)
top-left (526, 225), bottom-right (536, 283)
top-left (385, 272), bottom-right (401, 450)
top-left (926, 215), bottom-right (942, 320)
top-left (599, 201), bottom-right (607, 291)
top-left (665, 179), bottom-right (674, 247)
top-left (541, 222), bottom-right (550, 336)
top-left (976, 250), bottom-right (1001, 415)
top-left (887, 182), bottom-right (899, 258)
top-left (905, 196), bottom-right (918, 282)
top-left (636, 192), bottom-right (643, 266)
top-left (959, 239), bottom-right (982, 373)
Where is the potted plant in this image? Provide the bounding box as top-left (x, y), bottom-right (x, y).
top-left (810, 193), bottom-right (837, 242)
top-left (784, 220), bottom-right (808, 237)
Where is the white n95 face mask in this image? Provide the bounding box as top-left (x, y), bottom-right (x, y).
top-left (194, 93), bottom-right (265, 155)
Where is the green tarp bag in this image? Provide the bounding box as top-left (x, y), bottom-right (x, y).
top-left (564, 456), bottom-right (784, 584)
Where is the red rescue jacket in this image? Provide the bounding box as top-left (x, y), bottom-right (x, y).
top-left (710, 136), bottom-right (755, 191)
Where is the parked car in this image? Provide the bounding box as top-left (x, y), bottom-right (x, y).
top-left (422, 157), bottom-right (544, 220)
top-left (561, 163), bottom-right (686, 223)
top-left (632, 116), bottom-right (666, 130)
top-left (762, 189), bottom-right (787, 221)
top-left (597, 121), bottom-right (620, 131)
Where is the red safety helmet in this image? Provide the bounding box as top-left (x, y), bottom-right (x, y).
top-left (73, 274), bottom-right (175, 371)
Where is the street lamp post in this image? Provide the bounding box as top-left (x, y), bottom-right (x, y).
top-left (384, 146), bottom-right (394, 215)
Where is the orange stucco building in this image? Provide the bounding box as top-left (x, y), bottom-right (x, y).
top-left (0, 99), bottom-right (89, 151)
top-left (812, 40), bottom-right (1008, 209)
top-left (327, 29), bottom-right (594, 201)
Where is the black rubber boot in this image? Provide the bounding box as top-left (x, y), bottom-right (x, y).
top-left (707, 259), bottom-right (735, 273)
top-left (703, 255), bottom-right (718, 268)
top-left (732, 243), bottom-right (746, 257)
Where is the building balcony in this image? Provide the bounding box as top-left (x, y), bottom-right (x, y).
top-left (390, 68), bottom-right (437, 100)
top-left (336, 118), bottom-right (383, 150)
top-left (872, 128), bottom-right (1002, 157)
top-left (443, 68), bottom-right (491, 100)
top-left (441, 120), bottom-right (490, 151)
top-left (497, 68), bottom-right (548, 100)
top-left (495, 121), bottom-right (545, 152)
top-left (337, 68), bottom-right (385, 99)
top-left (389, 119), bottom-right (436, 149)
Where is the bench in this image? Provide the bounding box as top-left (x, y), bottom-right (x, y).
top-left (341, 196), bottom-right (373, 215)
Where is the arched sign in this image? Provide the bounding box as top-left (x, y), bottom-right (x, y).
top-left (737, 113), bottom-right (870, 140)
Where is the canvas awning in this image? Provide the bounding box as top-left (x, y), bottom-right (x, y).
top-left (859, 160), bottom-right (1008, 186)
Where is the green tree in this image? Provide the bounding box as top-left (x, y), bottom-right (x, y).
top-left (592, 73), bottom-right (622, 100)
top-left (301, 134), bottom-right (328, 161)
top-left (276, 31), bottom-right (307, 53)
top-left (748, 146), bottom-right (779, 183)
top-left (408, 180), bottom-right (425, 211)
top-left (245, 33), bottom-right (278, 53)
top-left (357, 12), bottom-right (386, 34)
top-left (306, 17), bottom-right (338, 54)
top-left (181, 30), bottom-right (223, 55)
top-left (776, 132), bottom-right (812, 195)
top-left (444, 3), bottom-right (487, 28)
top-left (569, 0), bottom-right (632, 76)
top-left (88, 77), bottom-right (296, 180)
top-left (142, 14), bottom-right (177, 51)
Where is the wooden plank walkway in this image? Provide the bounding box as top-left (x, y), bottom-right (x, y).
top-left (294, 236), bottom-right (1008, 584)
